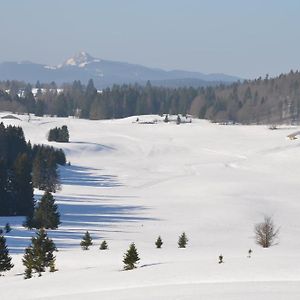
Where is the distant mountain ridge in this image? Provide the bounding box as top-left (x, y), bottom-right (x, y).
top-left (0, 52), bottom-right (240, 88)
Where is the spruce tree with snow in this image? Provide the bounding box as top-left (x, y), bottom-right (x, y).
top-left (80, 231), bottom-right (93, 250)
top-left (155, 236), bottom-right (163, 248)
top-left (178, 232), bottom-right (188, 248)
top-left (123, 243), bottom-right (140, 270)
top-left (99, 240), bottom-right (108, 250)
top-left (0, 235), bottom-right (13, 276)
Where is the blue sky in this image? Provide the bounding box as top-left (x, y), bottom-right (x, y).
top-left (0, 0), bottom-right (300, 78)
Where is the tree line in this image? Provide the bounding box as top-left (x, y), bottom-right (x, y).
top-left (1, 70), bottom-right (300, 124)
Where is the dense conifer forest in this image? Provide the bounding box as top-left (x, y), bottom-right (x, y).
top-left (0, 123), bottom-right (66, 217)
top-left (1, 70), bottom-right (300, 124)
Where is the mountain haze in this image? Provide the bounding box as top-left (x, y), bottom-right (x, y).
top-left (0, 52), bottom-right (240, 88)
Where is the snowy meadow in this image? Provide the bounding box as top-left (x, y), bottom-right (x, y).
top-left (1, 113), bottom-right (300, 299)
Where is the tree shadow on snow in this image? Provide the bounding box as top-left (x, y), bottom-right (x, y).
top-left (2, 164), bottom-right (157, 253)
top-left (59, 165), bottom-right (122, 188)
top-left (2, 194), bottom-right (158, 253)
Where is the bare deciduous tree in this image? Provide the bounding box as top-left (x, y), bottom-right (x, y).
top-left (254, 216), bottom-right (279, 248)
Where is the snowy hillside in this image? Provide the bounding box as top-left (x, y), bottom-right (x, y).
top-left (1, 113), bottom-right (300, 299)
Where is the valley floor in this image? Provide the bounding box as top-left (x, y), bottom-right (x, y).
top-left (1, 113), bottom-right (300, 299)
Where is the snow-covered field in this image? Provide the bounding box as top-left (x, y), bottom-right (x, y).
top-left (1, 113), bottom-right (300, 299)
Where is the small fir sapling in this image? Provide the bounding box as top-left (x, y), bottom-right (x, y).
top-left (99, 240), bottom-right (108, 250)
top-left (219, 254), bottom-right (224, 264)
top-left (155, 236), bottom-right (163, 248)
top-left (178, 232), bottom-right (188, 248)
top-left (80, 231), bottom-right (93, 250)
top-left (123, 243), bottom-right (140, 270)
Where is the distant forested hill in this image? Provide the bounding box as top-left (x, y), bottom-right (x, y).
top-left (0, 70), bottom-right (300, 124)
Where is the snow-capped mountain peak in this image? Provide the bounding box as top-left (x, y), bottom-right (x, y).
top-left (60, 51), bottom-right (99, 68)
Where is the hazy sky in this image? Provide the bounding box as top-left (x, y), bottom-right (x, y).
top-left (0, 0), bottom-right (299, 78)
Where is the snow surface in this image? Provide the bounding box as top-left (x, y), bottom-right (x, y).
top-left (1, 113), bottom-right (300, 299)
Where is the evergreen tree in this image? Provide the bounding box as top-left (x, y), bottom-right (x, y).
top-left (44, 152), bottom-right (60, 192)
top-left (13, 153), bottom-right (34, 216)
top-left (99, 240), bottom-right (108, 250)
top-left (22, 228), bottom-right (57, 279)
top-left (155, 236), bottom-right (163, 248)
top-left (123, 243), bottom-right (140, 270)
top-left (35, 99), bottom-right (45, 117)
top-left (48, 127), bottom-right (59, 142)
top-left (4, 223), bottom-right (11, 233)
top-left (22, 246), bottom-right (34, 279)
top-left (27, 191), bottom-right (60, 229)
top-left (59, 125), bottom-right (69, 142)
top-left (178, 232), bottom-right (188, 248)
top-left (32, 145), bottom-right (65, 192)
top-left (32, 150), bottom-right (46, 190)
top-left (0, 235), bottom-right (13, 275)
top-left (0, 159), bottom-right (9, 216)
top-left (80, 231), bottom-right (93, 250)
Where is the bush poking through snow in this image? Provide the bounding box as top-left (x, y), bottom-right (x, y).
top-left (254, 216), bottom-right (279, 248)
top-left (248, 249), bottom-right (253, 258)
top-left (155, 236), bottom-right (163, 248)
top-left (218, 254), bottom-right (224, 264)
top-left (178, 232), bottom-right (188, 248)
top-left (99, 240), bottom-right (108, 250)
top-left (80, 231), bottom-right (93, 250)
top-left (123, 243), bottom-right (140, 270)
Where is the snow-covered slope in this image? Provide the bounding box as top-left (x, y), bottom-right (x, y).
top-left (1, 113), bottom-right (300, 299)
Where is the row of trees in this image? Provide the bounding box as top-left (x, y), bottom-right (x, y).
top-left (0, 123), bottom-right (66, 217)
top-left (0, 216), bottom-right (279, 277)
top-left (2, 70), bottom-right (300, 124)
